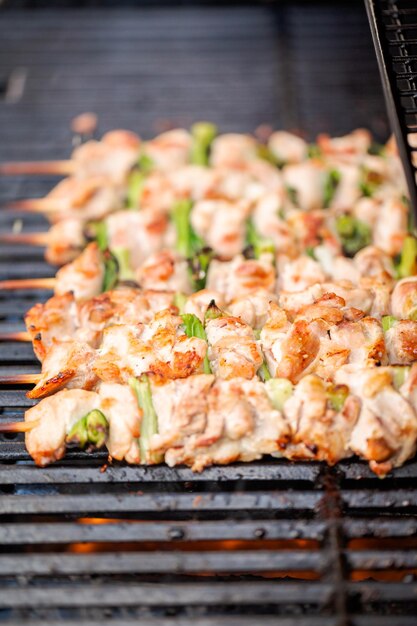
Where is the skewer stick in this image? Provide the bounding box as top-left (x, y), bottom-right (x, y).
top-left (3, 198), bottom-right (68, 213)
top-left (0, 161), bottom-right (74, 176)
top-left (0, 233), bottom-right (49, 246)
top-left (0, 278), bottom-right (55, 291)
top-left (0, 331), bottom-right (31, 342)
top-left (0, 374), bottom-right (40, 385)
top-left (0, 419), bottom-right (39, 433)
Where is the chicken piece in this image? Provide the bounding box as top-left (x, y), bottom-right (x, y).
top-left (354, 246), bottom-right (395, 284)
top-left (317, 129), bottom-right (371, 160)
top-left (55, 242), bottom-right (104, 301)
top-left (163, 378), bottom-right (290, 471)
top-left (140, 171), bottom-right (178, 214)
top-left (268, 131), bottom-right (308, 164)
top-left (45, 218), bottom-right (87, 265)
top-left (168, 165), bottom-right (219, 201)
top-left (99, 383), bottom-right (141, 463)
top-left (184, 289), bottom-right (225, 322)
top-left (336, 365), bottom-right (417, 475)
top-left (205, 316), bottom-right (263, 380)
top-left (278, 255), bottom-right (326, 293)
top-left (145, 129), bottom-right (192, 172)
top-left (329, 317), bottom-right (387, 367)
top-left (25, 292), bottom-right (78, 361)
top-left (72, 130), bottom-right (141, 183)
top-left (279, 281), bottom-right (373, 318)
top-left (282, 161), bottom-right (327, 211)
top-left (210, 133), bottom-right (258, 168)
top-left (47, 176), bottom-right (125, 224)
top-left (190, 198), bottom-right (251, 259)
top-left (93, 311), bottom-right (207, 383)
top-left (391, 277), bottom-right (417, 320)
top-left (106, 209), bottom-right (168, 269)
top-left (252, 192), bottom-right (296, 255)
top-left (150, 374), bottom-right (215, 452)
top-left (227, 290), bottom-right (278, 329)
top-left (210, 168), bottom-right (264, 202)
top-left (207, 254), bottom-right (276, 302)
top-left (385, 320), bottom-right (417, 365)
top-left (27, 340), bottom-right (98, 399)
top-left (260, 304), bottom-right (319, 383)
top-left (136, 250), bottom-right (191, 293)
top-left (330, 163), bottom-right (362, 211)
top-left (372, 196), bottom-right (408, 256)
top-left (242, 159), bottom-right (283, 193)
top-left (76, 288), bottom-right (175, 346)
top-left (282, 374), bottom-right (360, 463)
top-left (25, 389), bottom-right (101, 466)
top-left (288, 211), bottom-right (339, 254)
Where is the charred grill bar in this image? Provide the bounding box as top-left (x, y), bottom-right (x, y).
top-left (0, 1), bottom-right (417, 624)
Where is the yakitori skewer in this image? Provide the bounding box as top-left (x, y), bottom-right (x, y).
top-left (0, 331), bottom-right (31, 342)
top-left (0, 278), bottom-right (55, 291)
top-left (0, 233), bottom-right (49, 246)
top-left (0, 419), bottom-right (39, 433)
top-left (0, 161), bottom-right (74, 176)
top-left (0, 374), bottom-right (40, 385)
top-left (2, 198), bottom-right (67, 213)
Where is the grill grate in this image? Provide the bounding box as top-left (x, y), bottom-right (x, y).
top-left (0, 2), bottom-right (416, 624)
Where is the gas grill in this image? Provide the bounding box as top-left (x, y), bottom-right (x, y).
top-left (1, 1), bottom-right (417, 624)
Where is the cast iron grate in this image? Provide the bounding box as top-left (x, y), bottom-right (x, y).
top-left (0, 3), bottom-right (416, 625)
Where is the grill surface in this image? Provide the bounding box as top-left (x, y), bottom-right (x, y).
top-left (0, 2), bottom-right (416, 624)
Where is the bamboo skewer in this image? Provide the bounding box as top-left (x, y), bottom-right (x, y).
top-left (0, 419), bottom-right (39, 433)
top-left (0, 160), bottom-right (74, 176)
top-left (3, 198), bottom-right (67, 213)
top-left (0, 374), bottom-right (40, 384)
top-left (0, 233), bottom-right (49, 246)
top-left (0, 331), bottom-right (31, 342)
top-left (0, 278), bottom-right (55, 291)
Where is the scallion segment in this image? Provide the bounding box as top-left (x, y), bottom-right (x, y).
top-left (327, 384), bottom-right (348, 412)
top-left (102, 250), bottom-right (119, 292)
top-left (181, 313), bottom-right (211, 374)
top-left (395, 235), bottom-right (417, 279)
top-left (382, 315), bottom-right (397, 333)
top-left (126, 169), bottom-right (145, 209)
top-left (335, 215), bottom-right (372, 257)
top-left (129, 375), bottom-right (161, 464)
top-left (246, 219), bottom-right (275, 259)
top-left (190, 122), bottom-right (218, 166)
top-left (66, 409), bottom-right (109, 449)
top-left (265, 378), bottom-right (293, 412)
top-left (323, 169), bottom-right (341, 208)
top-left (111, 247), bottom-right (135, 282)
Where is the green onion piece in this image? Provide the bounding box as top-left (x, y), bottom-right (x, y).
top-left (204, 299), bottom-right (223, 321)
top-left (174, 292), bottom-right (188, 315)
top-left (286, 185), bottom-right (299, 206)
top-left (137, 153), bottom-right (154, 174)
top-left (129, 375), bottom-right (161, 464)
top-left (246, 219), bottom-right (275, 259)
top-left (86, 409), bottom-right (109, 448)
top-left (258, 361), bottom-right (271, 382)
top-left (359, 167), bottom-right (382, 197)
top-left (265, 378), bottom-right (293, 412)
top-left (172, 199), bottom-right (194, 258)
top-left (305, 246), bottom-right (317, 260)
top-left (323, 169), bottom-right (341, 208)
top-left (257, 144), bottom-right (284, 168)
top-left (395, 235), bottom-right (417, 279)
top-left (382, 315), bottom-right (397, 332)
top-left (66, 409), bottom-right (108, 449)
top-left (126, 169), bottom-right (145, 209)
top-left (392, 366), bottom-right (411, 390)
top-left (335, 215), bottom-right (372, 257)
top-left (327, 384), bottom-right (349, 412)
top-left (307, 144), bottom-right (322, 159)
top-left (368, 142), bottom-right (385, 156)
top-left (66, 416), bottom-right (88, 448)
top-left (189, 247), bottom-right (214, 291)
top-left (181, 313), bottom-right (211, 374)
top-left (102, 250), bottom-right (119, 292)
top-left (92, 221), bottom-right (108, 252)
top-left (190, 122), bottom-right (218, 166)
top-left (111, 247), bottom-right (135, 282)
